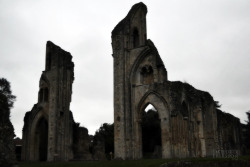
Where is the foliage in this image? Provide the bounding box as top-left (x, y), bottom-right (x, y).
top-left (245, 111), bottom-right (250, 149)
top-left (0, 78), bottom-right (16, 109)
top-left (0, 78), bottom-right (16, 135)
top-left (0, 77), bottom-right (16, 142)
top-left (93, 123), bottom-right (114, 154)
top-left (0, 78), bottom-right (16, 166)
top-left (246, 111), bottom-right (250, 124)
top-left (214, 101), bottom-right (221, 108)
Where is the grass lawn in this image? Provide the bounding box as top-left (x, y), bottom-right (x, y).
top-left (20, 159), bottom-right (167, 167)
top-left (19, 156), bottom-right (250, 167)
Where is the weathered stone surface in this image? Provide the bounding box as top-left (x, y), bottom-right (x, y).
top-left (216, 109), bottom-right (241, 157)
top-left (21, 41), bottom-right (105, 162)
top-left (92, 141), bottom-right (106, 160)
top-left (22, 41), bottom-right (84, 161)
top-left (73, 125), bottom-right (92, 160)
top-left (112, 2), bottom-right (242, 159)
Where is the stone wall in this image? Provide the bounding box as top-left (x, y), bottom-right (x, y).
top-left (216, 109), bottom-right (241, 157)
top-left (112, 2), bottom-right (241, 160)
top-left (73, 124), bottom-right (92, 160)
top-left (21, 41), bottom-right (100, 161)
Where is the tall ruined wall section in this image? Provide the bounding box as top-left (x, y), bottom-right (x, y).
top-left (216, 109), bottom-right (241, 157)
top-left (44, 41), bottom-right (75, 161)
top-left (112, 2), bottom-right (235, 160)
top-left (167, 82), bottom-right (218, 157)
top-left (112, 3), bottom-right (149, 159)
top-left (22, 41), bottom-right (75, 161)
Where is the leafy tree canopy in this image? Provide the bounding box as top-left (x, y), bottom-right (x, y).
top-left (94, 123), bottom-right (114, 154)
top-left (245, 111), bottom-right (250, 149)
top-left (0, 78), bottom-right (16, 109)
top-left (214, 101), bottom-right (222, 108)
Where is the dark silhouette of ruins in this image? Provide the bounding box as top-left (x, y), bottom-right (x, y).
top-left (22, 42), bottom-right (93, 161)
top-left (20, 2), bottom-right (243, 162)
top-left (22, 41), bottom-right (75, 161)
top-left (111, 2), bottom-right (242, 159)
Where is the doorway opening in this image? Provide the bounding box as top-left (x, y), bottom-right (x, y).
top-left (141, 104), bottom-right (162, 158)
top-left (36, 117), bottom-right (48, 161)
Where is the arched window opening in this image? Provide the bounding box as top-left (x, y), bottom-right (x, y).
top-left (142, 103), bottom-right (161, 158)
top-left (44, 88), bottom-right (49, 102)
top-left (35, 118), bottom-right (48, 161)
top-left (140, 65), bottom-right (154, 84)
top-left (145, 103), bottom-right (156, 112)
top-left (181, 102), bottom-right (188, 120)
top-left (133, 28), bottom-right (139, 48)
top-left (39, 89), bottom-right (43, 102)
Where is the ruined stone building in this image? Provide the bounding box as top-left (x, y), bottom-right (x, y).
top-left (22, 41), bottom-right (93, 161)
top-left (21, 41), bottom-right (108, 161)
top-left (22, 41), bottom-right (75, 161)
top-left (112, 2), bottom-right (242, 159)
top-left (20, 2), bottom-right (243, 162)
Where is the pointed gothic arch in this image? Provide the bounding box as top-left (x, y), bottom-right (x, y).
top-left (133, 92), bottom-right (171, 159)
top-left (180, 101), bottom-right (189, 120)
top-left (141, 103), bottom-right (161, 158)
top-left (29, 111), bottom-right (48, 161)
top-left (39, 74), bottom-right (50, 103)
top-left (36, 117), bottom-right (48, 161)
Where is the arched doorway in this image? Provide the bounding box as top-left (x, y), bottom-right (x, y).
top-left (35, 117), bottom-right (48, 161)
top-left (142, 104), bottom-right (162, 158)
top-left (135, 92), bottom-right (171, 159)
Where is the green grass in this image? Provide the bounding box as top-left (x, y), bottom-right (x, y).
top-left (20, 159), bottom-right (167, 167)
top-left (19, 156), bottom-right (250, 167)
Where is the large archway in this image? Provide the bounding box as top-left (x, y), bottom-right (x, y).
top-left (34, 117), bottom-right (48, 161)
top-left (135, 92), bottom-right (171, 159)
top-left (142, 104), bottom-right (162, 158)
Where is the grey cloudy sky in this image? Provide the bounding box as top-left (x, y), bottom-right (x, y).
top-left (0, 0), bottom-right (249, 138)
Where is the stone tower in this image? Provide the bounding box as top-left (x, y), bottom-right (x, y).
top-left (22, 41), bottom-right (75, 161)
top-left (112, 2), bottom-right (173, 159)
top-left (111, 2), bottom-right (241, 160)
top-left (112, 2), bottom-right (151, 159)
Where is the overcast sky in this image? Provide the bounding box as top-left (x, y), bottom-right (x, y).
top-left (1, 0), bottom-right (249, 138)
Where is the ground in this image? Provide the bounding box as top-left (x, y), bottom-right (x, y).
top-left (19, 156), bottom-right (250, 167)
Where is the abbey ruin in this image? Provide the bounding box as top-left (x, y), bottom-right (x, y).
top-left (112, 2), bottom-right (242, 159)
top-left (21, 42), bottom-right (94, 161)
top-left (20, 2), bottom-right (243, 162)
top-left (22, 41), bottom-right (76, 161)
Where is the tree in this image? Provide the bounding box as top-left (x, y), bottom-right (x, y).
top-left (245, 111), bottom-right (250, 150)
top-left (214, 101), bottom-right (222, 108)
top-left (246, 111), bottom-right (250, 124)
top-left (0, 78), bottom-right (16, 109)
top-left (0, 78), bottom-right (16, 166)
top-left (93, 123), bottom-right (114, 154)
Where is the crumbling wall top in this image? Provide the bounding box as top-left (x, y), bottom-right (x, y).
top-left (112, 2), bottom-right (147, 36)
top-left (45, 41), bottom-right (74, 79)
